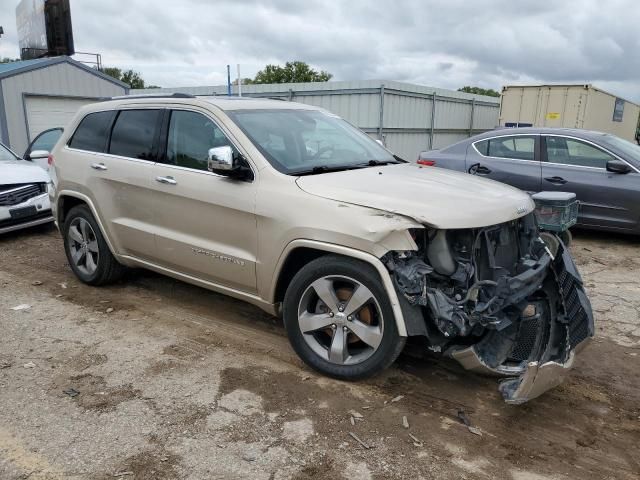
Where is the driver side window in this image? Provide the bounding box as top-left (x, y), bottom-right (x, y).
top-left (166, 110), bottom-right (234, 171)
top-left (545, 136), bottom-right (613, 169)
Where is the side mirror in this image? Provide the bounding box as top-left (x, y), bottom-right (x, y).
top-left (207, 145), bottom-right (252, 180)
top-left (606, 159), bottom-right (632, 174)
top-left (24, 150), bottom-right (49, 161)
top-left (208, 146), bottom-right (234, 172)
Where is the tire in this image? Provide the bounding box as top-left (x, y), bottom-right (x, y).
top-left (283, 255), bottom-right (406, 380)
top-left (62, 204), bottom-right (125, 285)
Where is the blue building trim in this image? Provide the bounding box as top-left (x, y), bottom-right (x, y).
top-left (0, 81), bottom-right (10, 146)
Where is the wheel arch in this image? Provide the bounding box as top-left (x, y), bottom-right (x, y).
top-left (270, 240), bottom-right (408, 337)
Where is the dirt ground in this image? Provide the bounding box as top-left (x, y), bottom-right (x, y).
top-left (0, 226), bottom-right (638, 480)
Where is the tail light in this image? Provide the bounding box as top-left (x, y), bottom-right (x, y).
top-left (47, 154), bottom-right (54, 166)
top-left (417, 159), bottom-right (436, 166)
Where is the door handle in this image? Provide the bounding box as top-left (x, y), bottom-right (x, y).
top-left (156, 176), bottom-right (177, 185)
top-left (544, 176), bottom-right (568, 185)
top-left (468, 163), bottom-right (492, 175)
top-left (91, 162), bottom-right (107, 171)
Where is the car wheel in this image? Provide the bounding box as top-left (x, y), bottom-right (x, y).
top-left (63, 205), bottom-right (125, 285)
top-left (283, 255), bottom-right (405, 380)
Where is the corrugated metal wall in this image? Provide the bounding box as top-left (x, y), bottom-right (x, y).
top-left (1, 62), bottom-right (126, 153)
top-left (135, 80), bottom-right (500, 160)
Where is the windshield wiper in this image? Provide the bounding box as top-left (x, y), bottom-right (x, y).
top-left (294, 164), bottom-right (367, 176)
top-left (364, 159), bottom-right (402, 166)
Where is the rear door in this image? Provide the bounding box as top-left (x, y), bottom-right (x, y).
top-left (150, 108), bottom-right (258, 293)
top-left (66, 108), bottom-right (161, 260)
top-left (541, 135), bottom-right (639, 231)
top-left (466, 135), bottom-right (542, 193)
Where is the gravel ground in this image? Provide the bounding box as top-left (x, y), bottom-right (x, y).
top-left (0, 226), bottom-right (638, 479)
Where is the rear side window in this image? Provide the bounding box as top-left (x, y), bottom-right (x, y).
top-left (68, 111), bottom-right (116, 153)
top-left (109, 110), bottom-right (161, 160)
top-left (475, 136), bottom-right (536, 161)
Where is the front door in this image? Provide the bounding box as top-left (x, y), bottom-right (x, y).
top-left (541, 135), bottom-right (639, 231)
top-left (150, 108), bottom-right (258, 293)
top-left (466, 134), bottom-right (542, 193)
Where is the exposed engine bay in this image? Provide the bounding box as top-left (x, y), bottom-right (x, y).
top-left (383, 212), bottom-right (594, 404)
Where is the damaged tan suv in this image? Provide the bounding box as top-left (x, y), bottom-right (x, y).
top-left (49, 94), bottom-right (593, 403)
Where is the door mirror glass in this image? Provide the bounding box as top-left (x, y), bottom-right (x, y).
top-left (606, 159), bottom-right (632, 174)
top-left (208, 146), bottom-right (235, 172)
top-left (29, 149), bottom-right (50, 160)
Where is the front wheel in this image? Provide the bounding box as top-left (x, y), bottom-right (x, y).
top-left (283, 255), bottom-right (405, 380)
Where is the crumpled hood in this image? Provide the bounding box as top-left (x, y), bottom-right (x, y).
top-left (296, 163), bottom-right (535, 229)
top-left (0, 160), bottom-right (49, 185)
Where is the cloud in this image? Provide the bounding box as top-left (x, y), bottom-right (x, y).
top-left (0, 0), bottom-right (638, 102)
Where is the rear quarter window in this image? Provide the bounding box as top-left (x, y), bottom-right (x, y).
top-left (68, 111), bottom-right (116, 153)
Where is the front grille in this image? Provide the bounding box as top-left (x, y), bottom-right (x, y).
top-left (554, 251), bottom-right (594, 348)
top-left (510, 316), bottom-right (541, 361)
top-left (0, 183), bottom-right (45, 206)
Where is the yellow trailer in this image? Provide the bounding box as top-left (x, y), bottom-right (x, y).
top-left (499, 84), bottom-right (640, 142)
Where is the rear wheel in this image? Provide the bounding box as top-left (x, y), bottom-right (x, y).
top-left (63, 205), bottom-right (125, 285)
top-left (283, 255), bottom-right (405, 380)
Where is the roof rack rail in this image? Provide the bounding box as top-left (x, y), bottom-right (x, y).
top-left (105, 92), bottom-right (196, 100)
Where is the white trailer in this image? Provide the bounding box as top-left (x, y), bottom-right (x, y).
top-left (499, 84), bottom-right (640, 142)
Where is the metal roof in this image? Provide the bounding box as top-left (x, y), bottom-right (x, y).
top-left (0, 56), bottom-right (128, 89)
top-left (0, 58), bottom-right (52, 75)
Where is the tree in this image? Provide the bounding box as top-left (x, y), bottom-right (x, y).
top-left (101, 66), bottom-right (153, 89)
top-left (233, 77), bottom-right (254, 86)
top-left (253, 61), bottom-right (332, 84)
top-left (0, 57), bottom-right (20, 63)
top-left (121, 69), bottom-right (145, 89)
top-left (458, 86), bottom-right (500, 97)
top-left (102, 67), bottom-right (122, 81)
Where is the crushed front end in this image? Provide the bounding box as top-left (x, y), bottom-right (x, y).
top-left (383, 213), bottom-right (594, 404)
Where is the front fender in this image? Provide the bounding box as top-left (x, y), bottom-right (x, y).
top-left (270, 239), bottom-right (409, 337)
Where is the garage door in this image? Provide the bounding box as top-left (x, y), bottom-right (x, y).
top-left (25, 96), bottom-right (97, 141)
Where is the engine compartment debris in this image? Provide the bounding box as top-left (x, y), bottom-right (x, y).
top-left (383, 213), bottom-right (594, 403)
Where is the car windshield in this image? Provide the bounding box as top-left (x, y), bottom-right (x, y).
top-left (228, 109), bottom-right (399, 174)
top-left (600, 134), bottom-right (640, 165)
top-left (0, 143), bottom-right (19, 162)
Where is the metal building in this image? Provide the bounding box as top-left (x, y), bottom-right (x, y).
top-left (0, 56), bottom-right (127, 155)
top-left (137, 80), bottom-right (500, 160)
top-left (500, 84), bottom-right (640, 142)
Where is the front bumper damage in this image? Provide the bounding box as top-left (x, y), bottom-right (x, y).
top-left (386, 215), bottom-right (594, 404)
top-left (448, 244), bottom-right (593, 404)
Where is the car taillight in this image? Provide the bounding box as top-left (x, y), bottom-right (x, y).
top-left (47, 154), bottom-right (54, 166)
top-left (417, 159), bottom-right (436, 166)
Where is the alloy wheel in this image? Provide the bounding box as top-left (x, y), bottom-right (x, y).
top-left (67, 217), bottom-right (99, 276)
top-left (297, 275), bottom-right (384, 365)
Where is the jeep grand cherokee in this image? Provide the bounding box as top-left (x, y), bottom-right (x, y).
top-left (49, 94), bottom-right (594, 403)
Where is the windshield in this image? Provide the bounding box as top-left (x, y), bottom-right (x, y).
top-left (228, 109), bottom-right (398, 174)
top-left (0, 143), bottom-right (18, 162)
top-left (600, 134), bottom-right (640, 165)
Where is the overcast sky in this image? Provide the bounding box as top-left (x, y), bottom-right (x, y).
top-left (1, 0), bottom-right (638, 101)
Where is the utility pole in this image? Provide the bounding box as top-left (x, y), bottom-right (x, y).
top-left (226, 65), bottom-right (231, 96)
top-left (237, 64), bottom-right (242, 97)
